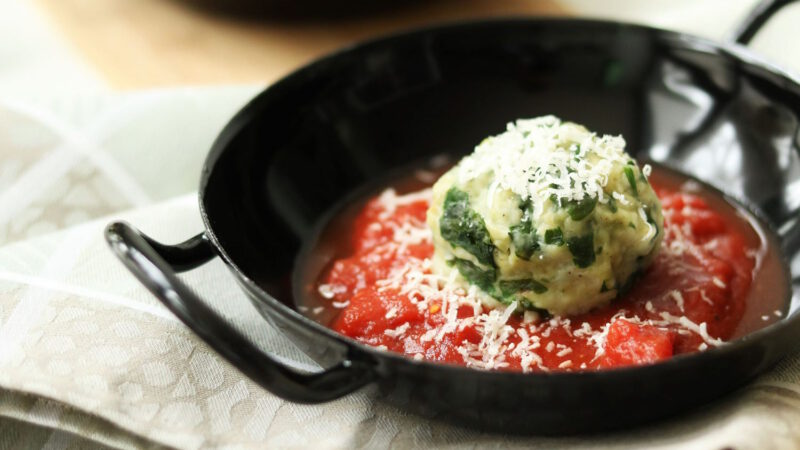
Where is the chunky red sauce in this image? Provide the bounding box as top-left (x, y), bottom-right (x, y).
top-left (312, 174), bottom-right (772, 372)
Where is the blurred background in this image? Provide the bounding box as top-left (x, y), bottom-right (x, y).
top-left (4, 0), bottom-right (800, 96)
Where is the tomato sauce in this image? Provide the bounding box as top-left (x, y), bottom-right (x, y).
top-left (310, 171), bottom-right (779, 372)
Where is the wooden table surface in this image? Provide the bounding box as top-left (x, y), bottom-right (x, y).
top-left (34, 0), bottom-right (566, 89)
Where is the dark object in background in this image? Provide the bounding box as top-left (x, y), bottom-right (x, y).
top-left (177, 0), bottom-right (425, 19)
top-left (106, 0), bottom-right (800, 435)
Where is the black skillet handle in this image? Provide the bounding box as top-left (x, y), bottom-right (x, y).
top-left (728, 0), bottom-right (798, 44)
top-left (105, 221), bottom-right (375, 403)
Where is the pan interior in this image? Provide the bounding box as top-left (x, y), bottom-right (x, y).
top-left (199, 20), bottom-right (800, 324)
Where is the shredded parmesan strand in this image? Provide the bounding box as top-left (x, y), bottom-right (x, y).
top-left (669, 290), bottom-right (685, 312)
top-left (384, 322), bottom-right (410, 338)
top-left (657, 312), bottom-right (724, 347)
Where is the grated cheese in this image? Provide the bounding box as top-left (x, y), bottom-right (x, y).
top-left (384, 322), bottom-right (411, 338)
top-left (573, 322), bottom-right (594, 337)
top-left (690, 287), bottom-right (714, 306)
top-left (612, 191), bottom-right (631, 206)
top-left (523, 310), bottom-right (541, 324)
top-left (669, 290), bottom-right (685, 312)
top-left (455, 116), bottom-right (630, 220)
top-left (318, 284), bottom-right (337, 299)
top-left (639, 207), bottom-right (656, 242)
top-left (657, 312), bottom-right (724, 347)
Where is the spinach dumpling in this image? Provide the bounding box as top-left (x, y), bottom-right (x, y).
top-left (426, 116), bottom-right (663, 316)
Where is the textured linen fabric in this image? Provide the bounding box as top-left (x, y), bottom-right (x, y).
top-left (0, 83), bottom-right (800, 450)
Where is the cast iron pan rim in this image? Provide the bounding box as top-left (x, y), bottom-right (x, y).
top-left (198, 16), bottom-right (800, 378)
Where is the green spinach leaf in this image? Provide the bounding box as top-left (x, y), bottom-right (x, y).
top-left (607, 196), bottom-right (618, 213)
top-left (499, 278), bottom-right (548, 296)
top-left (509, 222), bottom-right (539, 259)
top-left (449, 258), bottom-right (497, 294)
top-left (567, 232), bottom-right (596, 268)
top-left (508, 199), bottom-right (539, 259)
top-left (544, 227), bottom-right (564, 246)
top-left (624, 166), bottom-right (638, 197)
top-left (440, 188), bottom-right (496, 267)
top-left (566, 195), bottom-right (597, 221)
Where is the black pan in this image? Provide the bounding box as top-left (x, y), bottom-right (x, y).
top-left (106, 0), bottom-right (800, 434)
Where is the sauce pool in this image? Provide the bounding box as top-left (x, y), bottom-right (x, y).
top-left (299, 166), bottom-right (787, 372)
